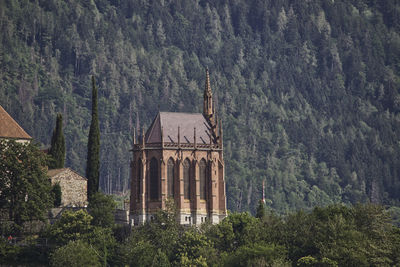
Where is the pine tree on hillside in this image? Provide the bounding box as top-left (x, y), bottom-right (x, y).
top-left (86, 76), bottom-right (100, 201)
top-left (49, 113), bottom-right (65, 169)
top-left (256, 200), bottom-right (266, 219)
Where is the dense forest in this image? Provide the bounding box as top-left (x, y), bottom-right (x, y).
top-left (1, 0), bottom-right (400, 214)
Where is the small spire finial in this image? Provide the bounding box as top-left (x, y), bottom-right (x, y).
top-left (203, 68), bottom-right (213, 118)
top-left (142, 127), bottom-right (145, 148)
top-left (205, 68), bottom-right (211, 93)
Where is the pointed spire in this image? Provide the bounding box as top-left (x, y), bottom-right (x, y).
top-left (142, 127), bottom-right (145, 148)
top-left (205, 67), bottom-right (212, 94)
top-left (203, 68), bottom-right (213, 119)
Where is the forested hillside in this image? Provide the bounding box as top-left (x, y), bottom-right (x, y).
top-left (1, 0), bottom-right (400, 214)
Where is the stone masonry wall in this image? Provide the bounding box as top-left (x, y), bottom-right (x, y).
top-left (50, 169), bottom-right (88, 207)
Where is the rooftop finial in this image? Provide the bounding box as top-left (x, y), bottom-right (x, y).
top-left (205, 67), bottom-right (211, 93)
top-left (203, 68), bottom-right (213, 119)
top-left (142, 127), bottom-right (145, 148)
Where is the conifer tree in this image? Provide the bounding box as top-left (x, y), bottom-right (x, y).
top-left (86, 76), bottom-right (100, 201)
top-left (49, 113), bottom-right (65, 169)
top-left (256, 200), bottom-right (266, 219)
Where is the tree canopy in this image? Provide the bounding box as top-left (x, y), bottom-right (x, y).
top-left (0, 140), bottom-right (53, 232)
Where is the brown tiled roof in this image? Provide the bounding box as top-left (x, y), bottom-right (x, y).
top-left (145, 112), bottom-right (213, 144)
top-left (48, 168), bottom-right (87, 181)
top-left (0, 105), bottom-right (31, 139)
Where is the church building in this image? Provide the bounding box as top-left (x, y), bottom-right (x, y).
top-left (130, 69), bottom-right (227, 225)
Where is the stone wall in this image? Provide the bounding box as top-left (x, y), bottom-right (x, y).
top-left (49, 168), bottom-right (88, 207)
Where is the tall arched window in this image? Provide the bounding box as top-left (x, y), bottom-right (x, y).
top-left (199, 159), bottom-right (207, 200)
top-left (137, 159), bottom-right (142, 201)
top-left (167, 158), bottom-right (174, 198)
top-left (183, 159), bottom-right (190, 200)
top-left (149, 158), bottom-right (159, 200)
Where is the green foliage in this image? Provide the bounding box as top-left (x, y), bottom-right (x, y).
top-left (256, 200), bottom-right (266, 219)
top-left (45, 209), bottom-right (117, 265)
top-left (222, 243), bottom-right (289, 267)
top-left (48, 113), bottom-right (65, 169)
top-left (207, 212), bottom-right (260, 252)
top-left (0, 140), bottom-right (53, 230)
top-left (47, 209), bottom-right (93, 246)
top-left (173, 229), bottom-right (217, 266)
top-left (88, 192), bottom-right (116, 228)
top-left (50, 240), bottom-right (101, 267)
top-left (283, 204), bottom-right (393, 266)
top-left (122, 240), bottom-right (170, 267)
top-left (52, 183), bottom-right (62, 207)
top-left (297, 256), bottom-right (338, 267)
top-left (86, 76), bottom-right (100, 200)
top-left (0, 239), bottom-right (21, 264)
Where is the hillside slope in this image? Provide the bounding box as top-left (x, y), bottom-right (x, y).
top-left (1, 0), bottom-right (400, 213)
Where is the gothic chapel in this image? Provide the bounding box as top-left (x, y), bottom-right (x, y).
top-left (130, 69), bottom-right (227, 225)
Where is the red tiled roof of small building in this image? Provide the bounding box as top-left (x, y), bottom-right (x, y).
top-left (0, 105), bottom-right (31, 140)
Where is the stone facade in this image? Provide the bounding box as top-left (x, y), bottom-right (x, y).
top-left (48, 168), bottom-right (88, 207)
top-left (130, 69), bottom-right (227, 225)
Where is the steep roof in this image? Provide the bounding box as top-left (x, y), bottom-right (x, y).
top-left (0, 105), bottom-right (31, 140)
top-left (48, 168), bottom-right (87, 181)
top-left (145, 112), bottom-right (213, 144)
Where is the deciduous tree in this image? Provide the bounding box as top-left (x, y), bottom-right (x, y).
top-left (0, 140), bottom-right (53, 231)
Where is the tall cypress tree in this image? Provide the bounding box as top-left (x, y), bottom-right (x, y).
top-left (49, 113), bottom-right (65, 169)
top-left (86, 76), bottom-right (100, 201)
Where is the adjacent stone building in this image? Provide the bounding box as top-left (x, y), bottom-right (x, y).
top-left (48, 168), bottom-right (88, 207)
top-left (130, 69), bottom-right (227, 225)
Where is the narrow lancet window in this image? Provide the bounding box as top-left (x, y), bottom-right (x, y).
top-left (199, 159), bottom-right (207, 200)
top-left (137, 159), bottom-right (142, 201)
top-left (150, 158), bottom-right (159, 200)
top-left (167, 158), bottom-right (174, 198)
top-left (183, 159), bottom-right (191, 199)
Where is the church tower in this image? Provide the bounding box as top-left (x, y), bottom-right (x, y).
top-left (129, 68), bottom-right (227, 225)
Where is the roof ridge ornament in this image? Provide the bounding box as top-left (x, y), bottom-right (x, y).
top-left (203, 68), bottom-right (213, 119)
